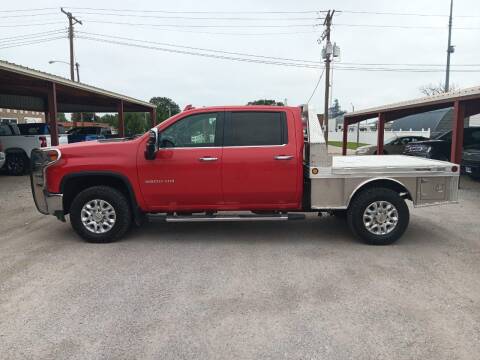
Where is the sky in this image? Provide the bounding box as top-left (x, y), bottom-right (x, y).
top-left (1, 0), bottom-right (479, 115)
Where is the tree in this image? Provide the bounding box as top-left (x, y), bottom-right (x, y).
top-left (71, 112), bottom-right (100, 122)
top-left (419, 82), bottom-right (458, 96)
top-left (99, 113), bottom-right (150, 136)
top-left (247, 99), bottom-right (285, 106)
top-left (149, 97), bottom-right (181, 124)
top-left (57, 113), bottom-right (67, 121)
top-left (329, 99), bottom-right (346, 118)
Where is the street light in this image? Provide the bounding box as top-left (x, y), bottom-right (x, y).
top-left (48, 60), bottom-right (80, 82)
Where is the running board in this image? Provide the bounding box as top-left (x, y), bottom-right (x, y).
top-left (147, 213), bottom-right (305, 223)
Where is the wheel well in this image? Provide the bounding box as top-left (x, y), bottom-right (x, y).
top-left (5, 148), bottom-right (28, 157)
top-left (61, 174), bottom-right (134, 215)
top-left (348, 178), bottom-right (412, 207)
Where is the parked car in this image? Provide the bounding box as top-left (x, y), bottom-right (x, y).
top-left (404, 127), bottom-right (480, 161)
top-left (0, 123), bottom-right (67, 175)
top-left (67, 126), bottom-right (113, 143)
top-left (462, 143), bottom-right (480, 179)
top-left (0, 145), bottom-right (5, 170)
top-left (31, 106), bottom-right (459, 246)
top-left (355, 135), bottom-right (428, 155)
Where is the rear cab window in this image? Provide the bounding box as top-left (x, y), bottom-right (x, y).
top-left (224, 111), bottom-right (288, 146)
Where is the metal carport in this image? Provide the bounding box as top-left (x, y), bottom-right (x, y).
top-left (343, 86), bottom-right (480, 164)
top-left (0, 60), bottom-right (156, 145)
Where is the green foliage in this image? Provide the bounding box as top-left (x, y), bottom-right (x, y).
top-left (329, 99), bottom-right (346, 118)
top-left (149, 97), bottom-right (181, 124)
top-left (247, 99), bottom-right (285, 106)
top-left (71, 112), bottom-right (100, 122)
top-left (99, 113), bottom-right (150, 136)
top-left (328, 141), bottom-right (368, 150)
top-left (57, 113), bottom-right (67, 121)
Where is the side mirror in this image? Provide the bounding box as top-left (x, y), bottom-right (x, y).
top-left (145, 128), bottom-right (159, 160)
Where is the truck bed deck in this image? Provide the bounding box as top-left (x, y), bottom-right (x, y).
top-left (331, 155), bottom-right (453, 175)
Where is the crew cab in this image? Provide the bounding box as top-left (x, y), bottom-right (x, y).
top-left (0, 123), bottom-right (67, 175)
top-left (31, 106), bottom-right (460, 245)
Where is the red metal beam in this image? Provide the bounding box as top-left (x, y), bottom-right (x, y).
top-left (47, 82), bottom-right (59, 146)
top-left (342, 118), bottom-right (349, 155)
top-left (118, 100), bottom-right (125, 137)
top-left (377, 113), bottom-right (385, 155)
top-left (451, 100), bottom-right (465, 164)
top-left (150, 108), bottom-right (157, 128)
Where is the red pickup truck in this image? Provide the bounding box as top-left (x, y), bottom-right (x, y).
top-left (31, 105), bottom-right (459, 245)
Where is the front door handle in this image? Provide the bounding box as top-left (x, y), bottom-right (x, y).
top-left (274, 155), bottom-right (293, 160)
top-left (199, 157), bottom-right (218, 162)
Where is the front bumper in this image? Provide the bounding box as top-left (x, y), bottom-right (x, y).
top-left (30, 148), bottom-right (65, 220)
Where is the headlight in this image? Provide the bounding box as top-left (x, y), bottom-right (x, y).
top-left (355, 147), bottom-right (369, 154)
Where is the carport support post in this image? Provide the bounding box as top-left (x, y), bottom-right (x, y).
top-left (451, 100), bottom-right (465, 164)
top-left (47, 82), bottom-right (59, 146)
top-left (150, 108), bottom-right (156, 128)
top-left (118, 100), bottom-right (125, 137)
top-left (342, 118), bottom-right (349, 155)
top-left (377, 112), bottom-right (385, 155)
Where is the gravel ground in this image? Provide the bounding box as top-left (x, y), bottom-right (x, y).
top-left (0, 174), bottom-right (479, 360)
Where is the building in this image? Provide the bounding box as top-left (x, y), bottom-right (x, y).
top-left (0, 108), bottom-right (45, 124)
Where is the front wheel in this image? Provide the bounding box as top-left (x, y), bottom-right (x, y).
top-left (70, 186), bottom-right (132, 243)
top-left (347, 188), bottom-right (409, 245)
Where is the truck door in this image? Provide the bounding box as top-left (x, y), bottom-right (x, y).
top-left (221, 110), bottom-right (299, 209)
top-left (137, 111), bottom-right (224, 211)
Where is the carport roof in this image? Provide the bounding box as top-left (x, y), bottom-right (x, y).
top-left (344, 85), bottom-right (480, 123)
top-left (0, 60), bottom-right (155, 113)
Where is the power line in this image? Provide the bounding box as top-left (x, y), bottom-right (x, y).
top-left (76, 35), bottom-right (480, 73)
top-left (307, 67), bottom-right (326, 103)
top-left (335, 23), bottom-right (480, 30)
top-left (0, 36), bottom-right (66, 49)
top-left (0, 7), bottom-right (57, 13)
top-left (65, 7), bottom-right (324, 14)
top-left (0, 29), bottom-right (66, 43)
top-left (0, 21), bottom-right (64, 27)
top-left (75, 11), bottom-right (320, 21)
top-left (339, 10), bottom-right (479, 18)
top-left (0, 12), bottom-right (59, 18)
top-left (77, 36), bottom-right (322, 68)
top-left (77, 31), bottom-right (322, 64)
top-left (83, 20), bottom-right (320, 28)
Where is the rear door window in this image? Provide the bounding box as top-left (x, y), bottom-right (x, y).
top-left (224, 111), bottom-right (287, 146)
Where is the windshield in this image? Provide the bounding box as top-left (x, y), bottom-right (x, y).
top-left (432, 131), bottom-right (451, 140)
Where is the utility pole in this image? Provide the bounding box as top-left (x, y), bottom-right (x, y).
top-left (61, 8), bottom-right (82, 82)
top-left (322, 10), bottom-right (335, 146)
top-left (75, 62), bottom-right (80, 82)
top-left (445, 0), bottom-right (454, 92)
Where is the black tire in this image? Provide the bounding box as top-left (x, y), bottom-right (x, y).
top-left (6, 152), bottom-right (29, 176)
top-left (347, 188), bottom-right (409, 245)
top-left (70, 186), bottom-right (132, 243)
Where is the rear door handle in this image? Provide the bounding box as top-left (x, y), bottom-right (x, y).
top-left (199, 157), bottom-right (218, 162)
top-left (274, 155), bottom-right (293, 160)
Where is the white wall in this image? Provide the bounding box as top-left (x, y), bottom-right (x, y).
top-left (329, 129), bottom-right (431, 145)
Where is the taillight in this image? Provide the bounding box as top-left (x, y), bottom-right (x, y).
top-left (39, 136), bottom-right (47, 148)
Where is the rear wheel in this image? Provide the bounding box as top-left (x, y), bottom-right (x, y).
top-left (347, 188), bottom-right (409, 245)
top-left (6, 152), bottom-right (29, 175)
top-left (70, 186), bottom-right (132, 243)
